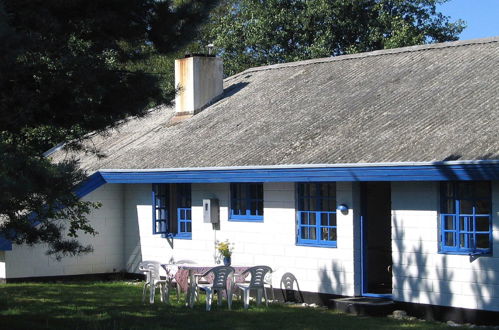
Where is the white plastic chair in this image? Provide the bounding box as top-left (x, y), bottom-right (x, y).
top-left (193, 265), bottom-right (235, 311)
top-left (138, 260), bottom-right (168, 304)
top-left (236, 265), bottom-right (272, 309)
top-left (264, 267), bottom-right (276, 302)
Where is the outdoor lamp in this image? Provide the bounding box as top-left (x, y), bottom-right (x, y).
top-left (337, 204), bottom-right (349, 213)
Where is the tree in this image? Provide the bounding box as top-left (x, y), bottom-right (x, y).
top-left (194, 0), bottom-right (465, 76)
top-left (0, 0), bottom-right (218, 258)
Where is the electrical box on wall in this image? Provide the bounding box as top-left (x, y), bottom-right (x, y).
top-left (203, 199), bottom-right (219, 223)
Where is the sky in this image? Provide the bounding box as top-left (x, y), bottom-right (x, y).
top-left (437, 0), bottom-right (499, 40)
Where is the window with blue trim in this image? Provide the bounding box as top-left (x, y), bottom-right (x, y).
top-left (440, 181), bottom-right (491, 254)
top-left (230, 183), bottom-right (263, 221)
top-left (152, 183), bottom-right (192, 238)
top-left (296, 182), bottom-right (337, 247)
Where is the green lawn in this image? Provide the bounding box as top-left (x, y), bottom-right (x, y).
top-left (0, 281), bottom-right (452, 329)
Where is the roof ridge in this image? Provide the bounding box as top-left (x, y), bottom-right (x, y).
top-left (228, 36), bottom-right (499, 78)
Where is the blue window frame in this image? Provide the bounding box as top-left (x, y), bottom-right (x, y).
top-left (152, 183), bottom-right (192, 239)
top-left (296, 182), bottom-right (337, 247)
top-left (440, 181), bottom-right (491, 255)
top-left (230, 183), bottom-right (263, 221)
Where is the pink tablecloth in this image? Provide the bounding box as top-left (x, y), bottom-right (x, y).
top-left (163, 264), bottom-right (250, 292)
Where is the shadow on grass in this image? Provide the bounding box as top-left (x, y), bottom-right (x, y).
top-left (0, 282), bottom-right (450, 330)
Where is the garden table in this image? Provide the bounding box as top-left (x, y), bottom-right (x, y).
top-left (162, 264), bottom-right (250, 307)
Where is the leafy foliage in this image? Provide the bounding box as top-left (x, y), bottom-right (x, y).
top-left (194, 0), bottom-right (465, 76)
top-left (0, 0), bottom-right (218, 258)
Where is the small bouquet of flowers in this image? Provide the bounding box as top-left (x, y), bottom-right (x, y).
top-left (216, 239), bottom-right (234, 257)
top-left (216, 239), bottom-right (234, 266)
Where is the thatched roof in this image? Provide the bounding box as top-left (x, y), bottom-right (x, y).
top-left (49, 37), bottom-right (499, 172)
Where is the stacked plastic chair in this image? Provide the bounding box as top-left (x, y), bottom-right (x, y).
top-left (138, 260), bottom-right (168, 304)
top-left (236, 265), bottom-right (273, 309)
top-left (192, 265), bottom-right (235, 311)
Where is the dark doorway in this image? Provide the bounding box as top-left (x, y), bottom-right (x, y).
top-left (361, 182), bottom-right (392, 296)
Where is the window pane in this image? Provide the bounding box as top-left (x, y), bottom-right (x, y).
top-left (323, 198), bottom-right (336, 212)
top-left (310, 184), bottom-right (317, 197)
top-left (458, 182), bottom-right (473, 199)
top-left (459, 234), bottom-right (468, 248)
top-left (444, 232), bottom-right (454, 246)
top-left (310, 227), bottom-right (316, 240)
top-left (444, 182), bottom-right (453, 198)
top-left (475, 200), bottom-right (491, 214)
top-left (240, 185), bottom-right (247, 200)
top-left (310, 198), bottom-right (319, 211)
top-left (321, 227), bottom-right (329, 240)
top-left (300, 213), bottom-right (309, 225)
top-left (301, 227), bottom-right (309, 240)
top-left (321, 213), bottom-right (328, 226)
top-left (443, 199), bottom-right (454, 214)
top-left (158, 221), bottom-right (167, 233)
top-left (249, 184), bottom-right (257, 198)
top-left (330, 213), bottom-right (337, 226)
top-left (303, 198), bottom-right (309, 211)
top-left (459, 217), bottom-right (469, 231)
top-left (476, 234), bottom-right (490, 249)
top-left (239, 199), bottom-right (247, 214)
top-left (309, 213), bottom-right (316, 225)
top-left (443, 216), bottom-right (454, 230)
top-left (474, 182), bottom-right (490, 199)
top-left (476, 217), bottom-right (490, 232)
top-left (329, 229), bottom-right (337, 241)
top-left (320, 184), bottom-right (328, 198)
top-left (460, 200), bottom-right (473, 214)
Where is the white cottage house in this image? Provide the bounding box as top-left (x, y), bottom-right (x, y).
top-left (1, 37), bottom-right (499, 323)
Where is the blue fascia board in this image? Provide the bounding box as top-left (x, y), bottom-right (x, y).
top-left (0, 235), bottom-right (12, 251)
top-left (74, 172), bottom-right (106, 198)
top-left (99, 163), bottom-right (499, 184)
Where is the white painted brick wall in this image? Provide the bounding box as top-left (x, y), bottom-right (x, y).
top-left (123, 182), bottom-right (359, 296)
top-left (0, 251), bottom-right (5, 280)
top-left (4, 184), bottom-right (125, 278)
top-left (392, 181), bottom-right (499, 312)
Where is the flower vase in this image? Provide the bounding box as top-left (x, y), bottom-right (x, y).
top-left (223, 256), bottom-right (231, 266)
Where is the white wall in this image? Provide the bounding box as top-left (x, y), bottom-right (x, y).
top-left (4, 184), bottom-right (125, 278)
top-left (391, 181), bottom-right (499, 312)
top-left (0, 251), bottom-right (5, 281)
top-left (124, 182), bottom-right (360, 296)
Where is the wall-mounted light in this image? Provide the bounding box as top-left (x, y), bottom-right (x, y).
top-left (337, 204), bottom-right (349, 213)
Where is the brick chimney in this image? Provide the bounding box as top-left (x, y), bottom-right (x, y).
top-left (174, 55), bottom-right (223, 117)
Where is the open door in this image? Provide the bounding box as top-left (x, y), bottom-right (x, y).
top-left (361, 182), bottom-right (392, 297)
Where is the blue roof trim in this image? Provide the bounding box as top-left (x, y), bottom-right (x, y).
top-left (99, 163), bottom-right (499, 183)
top-left (74, 172), bottom-right (106, 198)
top-left (0, 235), bottom-right (12, 251)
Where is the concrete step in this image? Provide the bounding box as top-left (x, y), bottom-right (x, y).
top-left (331, 297), bottom-right (395, 317)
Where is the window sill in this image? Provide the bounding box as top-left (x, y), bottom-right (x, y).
top-left (296, 242), bottom-right (337, 248)
top-left (438, 250), bottom-right (491, 256)
top-left (161, 233), bottom-right (192, 240)
top-left (229, 217), bottom-right (263, 222)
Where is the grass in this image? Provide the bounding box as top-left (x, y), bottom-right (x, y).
top-left (0, 281), bottom-right (453, 330)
